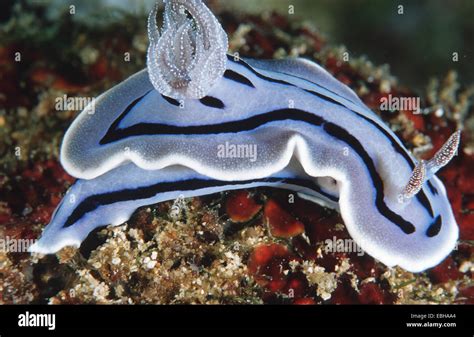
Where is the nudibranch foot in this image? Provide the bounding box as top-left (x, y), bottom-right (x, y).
top-left (29, 162), bottom-right (339, 255)
top-left (32, 156), bottom-right (458, 273)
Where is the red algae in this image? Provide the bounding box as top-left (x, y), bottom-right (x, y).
top-left (264, 199), bottom-right (305, 238)
top-left (282, 272), bottom-right (310, 299)
top-left (358, 283), bottom-right (395, 305)
top-left (456, 286), bottom-right (474, 304)
top-left (428, 257), bottom-right (463, 284)
top-left (225, 190), bottom-right (262, 223)
top-left (330, 277), bottom-right (359, 304)
top-left (247, 243), bottom-right (296, 292)
top-left (439, 150), bottom-right (474, 241)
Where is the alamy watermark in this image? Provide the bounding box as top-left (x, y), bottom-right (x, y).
top-left (324, 236), bottom-right (365, 256)
top-left (18, 311), bottom-right (56, 331)
top-left (380, 94), bottom-right (420, 113)
top-left (217, 141), bottom-right (258, 162)
top-left (0, 236), bottom-right (35, 253)
top-left (55, 94), bottom-right (96, 114)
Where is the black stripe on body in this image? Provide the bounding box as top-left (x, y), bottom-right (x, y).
top-left (199, 96), bottom-right (225, 109)
top-left (227, 55), bottom-right (435, 218)
top-left (63, 177), bottom-right (338, 228)
top-left (98, 60), bottom-right (435, 229)
top-left (161, 94), bottom-right (180, 107)
top-left (323, 122), bottom-right (415, 234)
top-left (224, 69), bottom-right (255, 88)
top-left (426, 215), bottom-right (442, 237)
top-left (227, 55), bottom-right (362, 107)
top-left (96, 107), bottom-right (419, 235)
top-left (100, 108), bottom-right (324, 143)
top-left (104, 91), bottom-right (152, 141)
top-left (355, 112), bottom-right (434, 217)
top-left (427, 181), bottom-right (439, 195)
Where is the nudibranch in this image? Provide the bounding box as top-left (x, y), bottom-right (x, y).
top-left (30, 0), bottom-right (461, 273)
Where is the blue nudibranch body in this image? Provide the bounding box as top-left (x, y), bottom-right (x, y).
top-left (30, 0), bottom-right (460, 273)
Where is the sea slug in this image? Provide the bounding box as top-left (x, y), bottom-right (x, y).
top-left (30, 0), bottom-right (460, 273)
